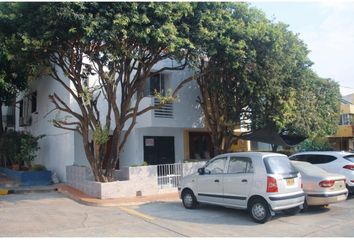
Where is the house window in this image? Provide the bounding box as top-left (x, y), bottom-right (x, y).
top-left (19, 100), bottom-right (24, 118)
top-left (189, 132), bottom-right (214, 160)
top-left (31, 91), bottom-right (37, 113)
top-left (339, 114), bottom-right (353, 125)
top-left (144, 73), bottom-right (165, 96)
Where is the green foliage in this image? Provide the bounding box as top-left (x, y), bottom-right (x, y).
top-left (30, 164), bottom-right (46, 171)
top-left (0, 2), bottom-right (197, 181)
top-left (297, 137), bottom-right (334, 152)
top-left (191, 2), bottom-right (340, 153)
top-left (93, 126), bottom-right (109, 145)
top-left (154, 89), bottom-right (175, 105)
top-left (16, 134), bottom-right (44, 165)
top-left (0, 131), bottom-right (44, 167)
top-left (0, 131), bottom-right (22, 165)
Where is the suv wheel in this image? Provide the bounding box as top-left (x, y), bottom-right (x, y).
top-left (249, 198), bottom-right (271, 223)
top-left (283, 206), bottom-right (301, 215)
top-left (182, 189), bottom-right (198, 209)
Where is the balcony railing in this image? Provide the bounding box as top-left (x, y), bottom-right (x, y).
top-left (333, 125), bottom-right (354, 138)
top-left (153, 98), bottom-right (174, 119)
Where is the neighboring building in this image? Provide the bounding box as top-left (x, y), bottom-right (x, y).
top-left (15, 60), bottom-right (219, 181)
top-left (328, 93), bottom-right (354, 151)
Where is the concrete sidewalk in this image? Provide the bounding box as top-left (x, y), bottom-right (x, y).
top-left (56, 183), bottom-right (180, 207)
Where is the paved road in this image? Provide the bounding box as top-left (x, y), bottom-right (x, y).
top-left (1, 191), bottom-right (354, 237)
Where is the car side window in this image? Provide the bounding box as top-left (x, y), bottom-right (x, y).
top-left (204, 157), bottom-right (226, 174)
top-left (228, 157), bottom-right (254, 174)
top-left (306, 155), bottom-right (337, 164)
top-left (290, 155), bottom-right (307, 161)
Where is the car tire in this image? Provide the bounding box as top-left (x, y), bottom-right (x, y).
top-left (249, 198), bottom-right (271, 224)
top-left (283, 206), bottom-right (301, 216)
top-left (182, 189), bottom-right (198, 209)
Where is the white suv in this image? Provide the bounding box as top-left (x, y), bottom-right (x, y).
top-left (289, 151), bottom-right (354, 194)
top-left (179, 152), bottom-right (305, 223)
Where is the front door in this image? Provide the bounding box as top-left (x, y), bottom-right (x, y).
top-left (196, 157), bottom-right (227, 205)
top-left (223, 156), bottom-right (254, 208)
top-left (143, 136), bottom-right (175, 165)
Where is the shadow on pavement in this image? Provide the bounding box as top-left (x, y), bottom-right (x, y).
top-left (0, 191), bottom-right (67, 205)
top-left (136, 201), bottom-right (262, 226)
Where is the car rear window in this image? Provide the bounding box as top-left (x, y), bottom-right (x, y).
top-left (291, 161), bottom-right (328, 176)
top-left (264, 156), bottom-right (298, 175)
top-left (344, 155), bottom-right (354, 162)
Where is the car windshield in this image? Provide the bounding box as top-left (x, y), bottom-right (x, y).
top-left (264, 156), bottom-right (298, 175)
top-left (291, 161), bottom-right (328, 176)
top-left (344, 155), bottom-right (354, 162)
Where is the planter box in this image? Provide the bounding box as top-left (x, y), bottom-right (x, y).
top-left (0, 167), bottom-right (52, 186)
top-left (66, 165), bottom-right (159, 199)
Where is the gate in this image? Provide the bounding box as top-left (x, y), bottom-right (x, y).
top-left (157, 163), bottom-right (183, 189)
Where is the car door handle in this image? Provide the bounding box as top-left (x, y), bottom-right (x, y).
top-left (214, 179), bottom-right (220, 183)
top-left (241, 179), bottom-right (248, 183)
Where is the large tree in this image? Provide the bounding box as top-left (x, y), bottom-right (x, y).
top-left (191, 3), bottom-right (340, 154)
top-left (2, 2), bottom-right (197, 182)
top-left (0, 4), bottom-right (30, 135)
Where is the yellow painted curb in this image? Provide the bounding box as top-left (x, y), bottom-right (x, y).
top-left (0, 189), bottom-right (8, 195)
top-left (119, 206), bottom-right (155, 221)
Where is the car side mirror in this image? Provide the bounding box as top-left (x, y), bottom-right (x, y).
top-left (198, 168), bottom-right (205, 175)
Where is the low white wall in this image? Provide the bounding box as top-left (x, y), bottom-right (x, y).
top-left (66, 161), bottom-right (206, 199)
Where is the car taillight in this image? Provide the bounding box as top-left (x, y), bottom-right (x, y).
top-left (267, 176), bottom-right (278, 192)
top-left (343, 165), bottom-right (354, 170)
top-left (319, 180), bottom-right (335, 188)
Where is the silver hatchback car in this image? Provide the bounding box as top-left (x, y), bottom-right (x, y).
top-left (179, 152), bottom-right (305, 223)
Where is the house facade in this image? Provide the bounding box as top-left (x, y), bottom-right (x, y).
top-left (15, 60), bottom-right (225, 181)
top-left (328, 93), bottom-right (354, 151)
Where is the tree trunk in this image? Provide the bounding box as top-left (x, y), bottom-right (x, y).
top-left (271, 144), bottom-right (278, 152)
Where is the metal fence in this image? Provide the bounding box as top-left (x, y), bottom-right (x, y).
top-left (157, 163), bottom-right (183, 189)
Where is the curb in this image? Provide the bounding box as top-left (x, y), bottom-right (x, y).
top-left (0, 187), bottom-right (57, 195)
top-left (56, 185), bottom-right (180, 207)
top-left (57, 188), bottom-right (177, 207)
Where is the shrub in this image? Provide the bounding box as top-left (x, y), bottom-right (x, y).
top-left (0, 131), bottom-right (44, 169)
top-left (30, 164), bottom-right (47, 171)
top-left (297, 137), bottom-right (334, 152)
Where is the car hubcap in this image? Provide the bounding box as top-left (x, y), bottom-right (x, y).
top-left (184, 194), bottom-right (193, 207)
top-left (252, 203), bottom-right (266, 220)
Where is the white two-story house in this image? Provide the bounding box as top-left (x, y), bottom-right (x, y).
top-left (15, 60), bottom-right (219, 181)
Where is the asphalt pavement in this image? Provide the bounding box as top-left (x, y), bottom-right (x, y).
top-left (0, 191), bottom-right (353, 237)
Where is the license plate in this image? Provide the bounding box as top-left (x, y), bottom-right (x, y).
top-left (286, 178), bottom-right (294, 186)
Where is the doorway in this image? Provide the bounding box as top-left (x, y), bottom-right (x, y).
top-left (143, 136), bottom-right (175, 165)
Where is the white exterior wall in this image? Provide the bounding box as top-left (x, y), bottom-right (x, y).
top-left (119, 127), bottom-right (185, 167)
top-left (15, 59), bottom-right (207, 181)
top-left (16, 73), bottom-right (75, 181)
top-left (134, 68), bottom-right (204, 129)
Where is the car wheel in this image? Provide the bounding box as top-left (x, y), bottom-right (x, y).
top-left (249, 198), bottom-right (271, 224)
top-left (283, 206), bottom-right (301, 216)
top-left (182, 189), bottom-right (198, 209)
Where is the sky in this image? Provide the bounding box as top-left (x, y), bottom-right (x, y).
top-left (250, 1), bottom-right (354, 96)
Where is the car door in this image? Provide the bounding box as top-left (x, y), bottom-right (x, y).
top-left (223, 156), bottom-right (254, 208)
top-left (196, 157), bottom-right (227, 205)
